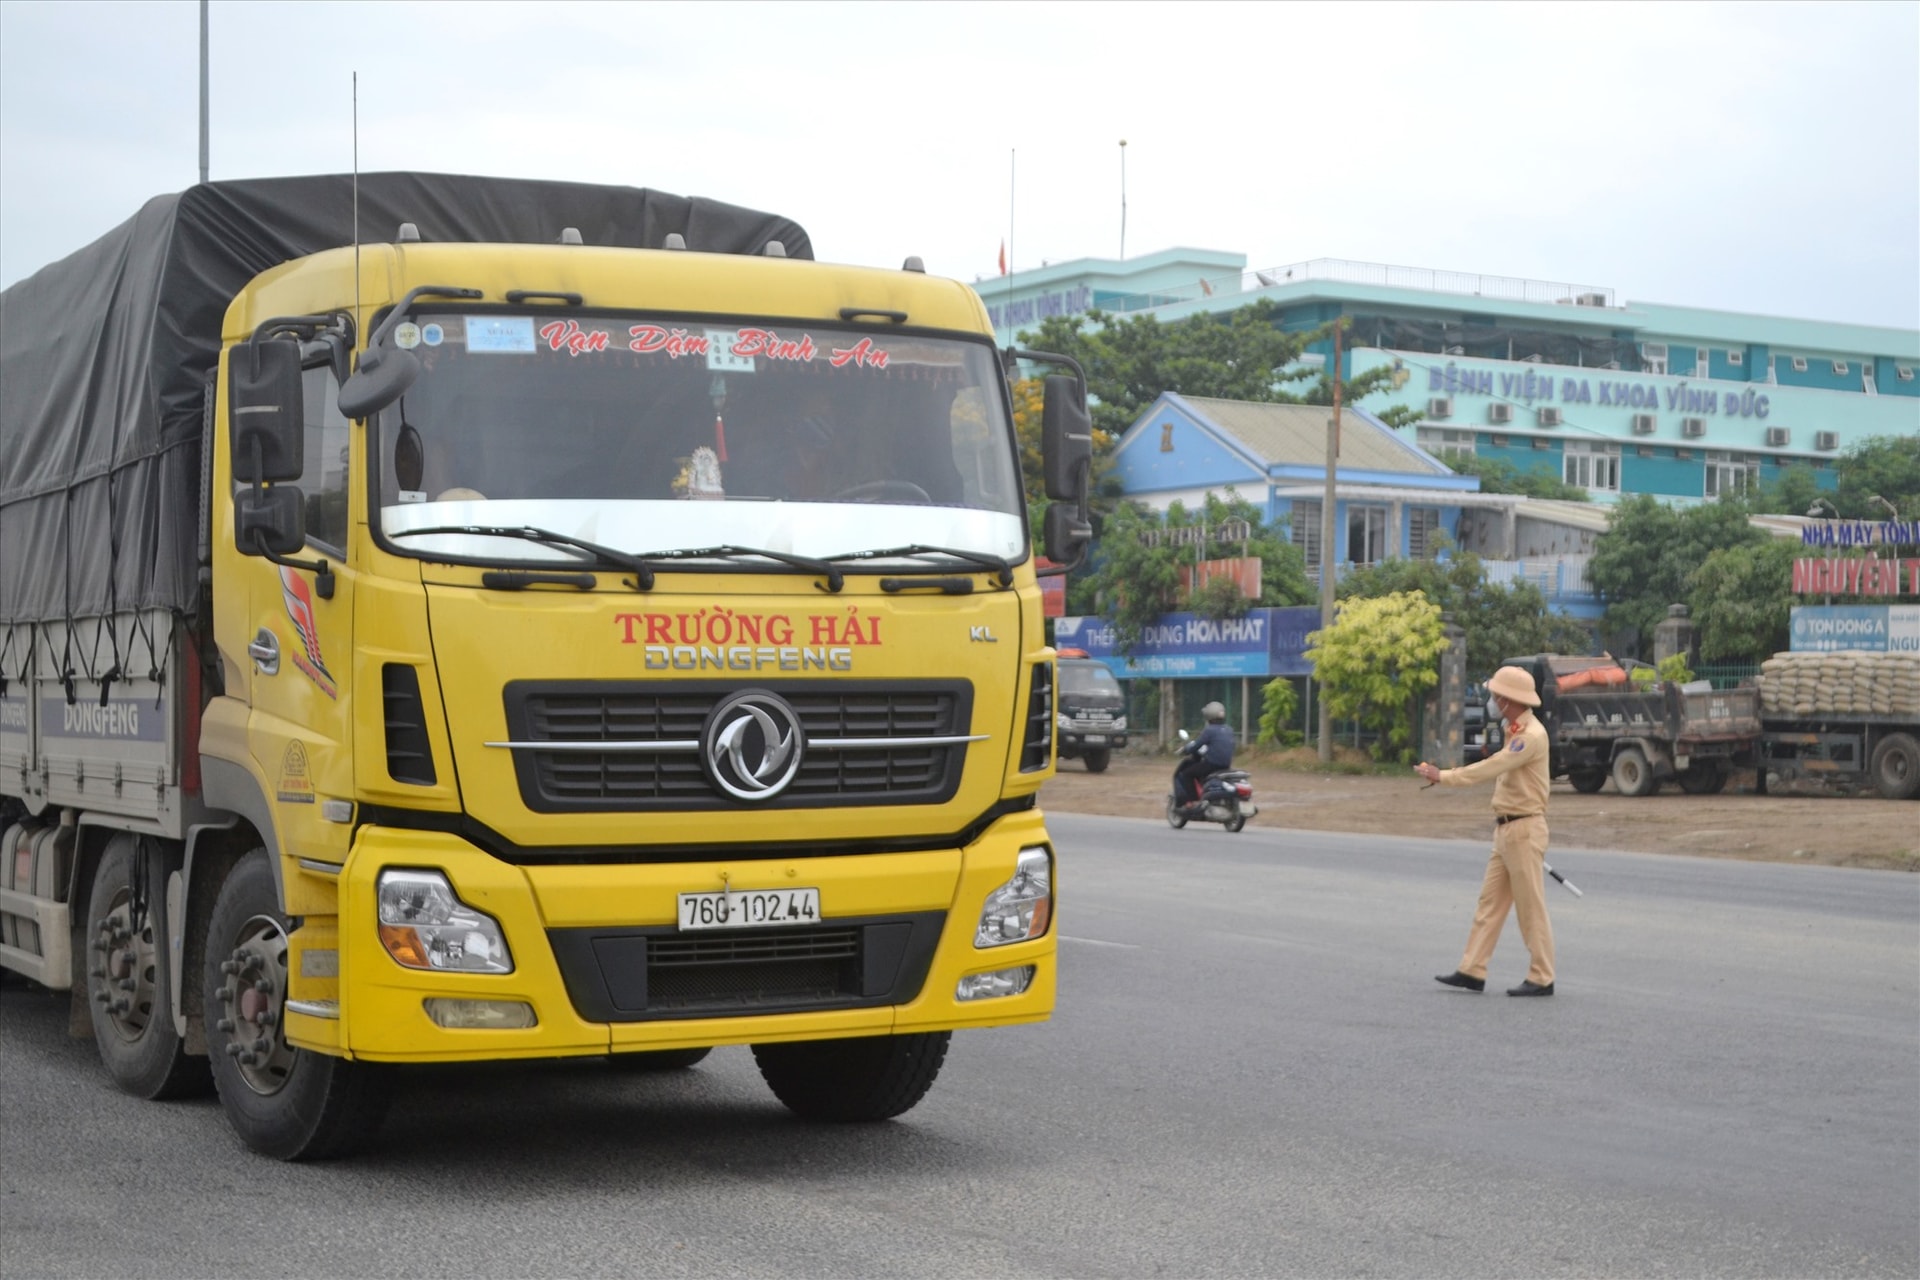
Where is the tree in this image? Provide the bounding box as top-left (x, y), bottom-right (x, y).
top-left (1306, 591), bottom-right (1447, 762)
top-left (1083, 492), bottom-right (1313, 654)
top-left (1688, 539), bottom-right (1796, 661)
top-left (1017, 304), bottom-right (1398, 440)
top-left (1742, 463), bottom-right (1825, 518)
top-left (1834, 434), bottom-right (1920, 520)
top-left (1588, 494), bottom-right (1771, 657)
top-left (1441, 454), bottom-right (1590, 502)
top-left (1335, 543), bottom-right (1592, 676)
top-left (1257, 677), bottom-right (1301, 747)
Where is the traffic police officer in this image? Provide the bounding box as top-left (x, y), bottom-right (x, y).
top-left (1415, 664), bottom-right (1556, 997)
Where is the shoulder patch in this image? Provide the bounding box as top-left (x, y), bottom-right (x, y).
top-left (1509, 739), bottom-right (1525, 752)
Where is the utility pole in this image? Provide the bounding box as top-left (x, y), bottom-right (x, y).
top-left (198, 0), bottom-right (210, 184)
top-left (1118, 139), bottom-right (1128, 260)
top-left (1316, 320), bottom-right (1344, 763)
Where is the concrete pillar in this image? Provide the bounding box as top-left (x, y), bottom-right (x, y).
top-left (1653, 603), bottom-right (1698, 670)
top-left (1422, 613), bottom-right (1468, 766)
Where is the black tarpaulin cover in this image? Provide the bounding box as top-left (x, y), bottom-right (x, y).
top-left (0, 172), bottom-right (811, 629)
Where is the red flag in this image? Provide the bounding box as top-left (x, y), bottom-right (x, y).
top-left (1199, 277), bottom-right (1213, 297)
top-left (998, 240), bottom-right (1007, 276)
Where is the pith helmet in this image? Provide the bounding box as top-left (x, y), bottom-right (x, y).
top-left (1202, 701), bottom-right (1227, 722)
top-left (1486, 665), bottom-right (1541, 707)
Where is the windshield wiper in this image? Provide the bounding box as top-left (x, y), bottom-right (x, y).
top-left (827, 544), bottom-right (1014, 587)
top-left (634, 545), bottom-right (845, 593)
top-left (388, 524), bottom-right (661, 589)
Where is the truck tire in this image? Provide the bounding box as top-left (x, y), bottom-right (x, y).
top-left (606, 1047), bottom-right (711, 1071)
top-left (1868, 733), bottom-right (1920, 801)
top-left (1569, 769), bottom-right (1607, 794)
top-left (752, 1031), bottom-right (950, 1121)
top-left (1677, 762), bottom-right (1728, 795)
top-left (205, 849), bottom-right (389, 1160)
top-left (1612, 747), bottom-right (1658, 798)
top-left (1083, 748), bottom-right (1111, 773)
top-left (85, 834), bottom-right (212, 1100)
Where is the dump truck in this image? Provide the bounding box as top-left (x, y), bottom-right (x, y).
top-left (0, 173), bottom-right (1095, 1158)
top-left (1484, 654), bottom-right (1762, 796)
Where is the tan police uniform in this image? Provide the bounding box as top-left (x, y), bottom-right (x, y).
top-left (1436, 707), bottom-right (1555, 986)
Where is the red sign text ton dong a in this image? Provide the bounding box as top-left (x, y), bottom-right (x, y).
top-left (1792, 558), bottom-right (1920, 598)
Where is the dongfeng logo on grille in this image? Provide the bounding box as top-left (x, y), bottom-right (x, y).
top-left (702, 690), bottom-right (805, 801)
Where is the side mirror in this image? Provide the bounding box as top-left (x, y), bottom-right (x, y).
top-left (1041, 374), bottom-right (1092, 501)
top-left (229, 339), bottom-right (306, 483)
top-left (235, 484), bottom-right (306, 557)
top-left (338, 345), bottom-right (421, 420)
top-left (1043, 501), bottom-right (1091, 566)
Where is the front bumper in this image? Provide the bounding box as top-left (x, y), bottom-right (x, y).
top-left (289, 812), bottom-right (1055, 1063)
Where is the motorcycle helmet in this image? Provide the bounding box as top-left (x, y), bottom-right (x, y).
top-left (1202, 701), bottom-right (1226, 723)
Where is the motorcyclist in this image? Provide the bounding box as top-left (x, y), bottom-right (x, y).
top-left (1173, 701), bottom-right (1235, 811)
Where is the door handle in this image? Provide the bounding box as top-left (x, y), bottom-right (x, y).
top-left (248, 628), bottom-right (280, 676)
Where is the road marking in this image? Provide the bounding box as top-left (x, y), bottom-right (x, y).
top-left (1059, 935), bottom-right (1139, 949)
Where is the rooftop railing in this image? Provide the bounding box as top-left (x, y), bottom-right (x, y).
top-left (1100, 257), bottom-right (1618, 318)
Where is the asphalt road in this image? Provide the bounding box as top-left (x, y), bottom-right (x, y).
top-left (3, 815), bottom-right (1916, 1278)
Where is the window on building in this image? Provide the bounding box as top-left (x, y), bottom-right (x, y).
top-left (1291, 499), bottom-right (1321, 573)
top-left (1704, 451), bottom-right (1758, 498)
top-left (1563, 442), bottom-right (1621, 494)
top-left (1347, 504), bottom-right (1388, 565)
top-left (1417, 427), bottom-right (1476, 458)
top-left (1409, 507), bottom-right (1442, 559)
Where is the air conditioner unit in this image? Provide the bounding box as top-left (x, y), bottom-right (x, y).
top-left (1575, 292), bottom-right (1608, 307)
top-left (1815, 431), bottom-right (1839, 451)
top-left (1640, 342), bottom-right (1668, 361)
top-left (1532, 438), bottom-right (1552, 450)
top-left (1636, 445), bottom-right (1655, 458)
top-left (1631, 413), bottom-right (1657, 435)
top-left (1898, 365), bottom-right (1915, 382)
top-left (1727, 350), bottom-right (1744, 366)
top-left (1535, 407), bottom-right (1562, 428)
top-left (1427, 397), bottom-right (1453, 419)
top-left (1487, 403), bottom-right (1513, 424)
top-left (1790, 356), bottom-right (1808, 372)
top-left (1682, 417), bottom-right (1707, 438)
top-left (1831, 360), bottom-right (1849, 375)
top-left (1765, 427), bottom-right (1790, 447)
top-left (1491, 434), bottom-right (1511, 447)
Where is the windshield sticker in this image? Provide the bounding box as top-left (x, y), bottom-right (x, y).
top-left (828, 336), bottom-right (889, 368)
top-left (706, 330), bottom-right (756, 372)
top-left (539, 318), bottom-right (611, 357)
top-left (393, 322), bottom-right (422, 350)
top-left (466, 316), bottom-right (537, 353)
top-left (421, 323), bottom-right (444, 346)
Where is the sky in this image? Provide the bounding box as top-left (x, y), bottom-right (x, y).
top-left (2, 0), bottom-right (1916, 330)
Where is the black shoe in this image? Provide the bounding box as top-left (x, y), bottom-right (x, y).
top-left (1434, 971), bottom-right (1485, 992)
top-left (1507, 980), bottom-right (1555, 997)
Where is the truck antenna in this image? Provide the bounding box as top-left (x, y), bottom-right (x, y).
top-left (352, 71), bottom-right (360, 337)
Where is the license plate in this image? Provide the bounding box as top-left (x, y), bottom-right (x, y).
top-left (1083, 734), bottom-right (1107, 745)
top-left (678, 888), bottom-right (821, 931)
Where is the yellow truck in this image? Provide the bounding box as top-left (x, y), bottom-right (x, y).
top-left (0, 174), bottom-right (1091, 1158)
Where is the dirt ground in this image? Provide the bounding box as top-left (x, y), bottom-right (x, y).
top-left (1038, 748), bottom-right (1920, 872)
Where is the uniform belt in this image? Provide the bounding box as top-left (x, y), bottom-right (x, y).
top-left (1494, 813), bottom-right (1541, 825)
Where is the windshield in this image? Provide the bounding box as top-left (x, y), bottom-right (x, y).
top-left (1059, 661), bottom-right (1123, 698)
top-left (374, 313), bottom-right (1026, 566)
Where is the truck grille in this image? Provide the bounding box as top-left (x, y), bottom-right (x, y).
top-left (546, 912), bottom-right (944, 1021)
top-left (502, 680), bottom-right (972, 811)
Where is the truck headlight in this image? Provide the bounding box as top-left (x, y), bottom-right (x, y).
top-left (1112, 715), bottom-right (1128, 732)
top-left (377, 869), bottom-right (514, 974)
top-left (975, 847), bottom-right (1051, 948)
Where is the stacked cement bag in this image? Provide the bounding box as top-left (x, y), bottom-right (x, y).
top-left (1757, 651), bottom-right (1920, 718)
